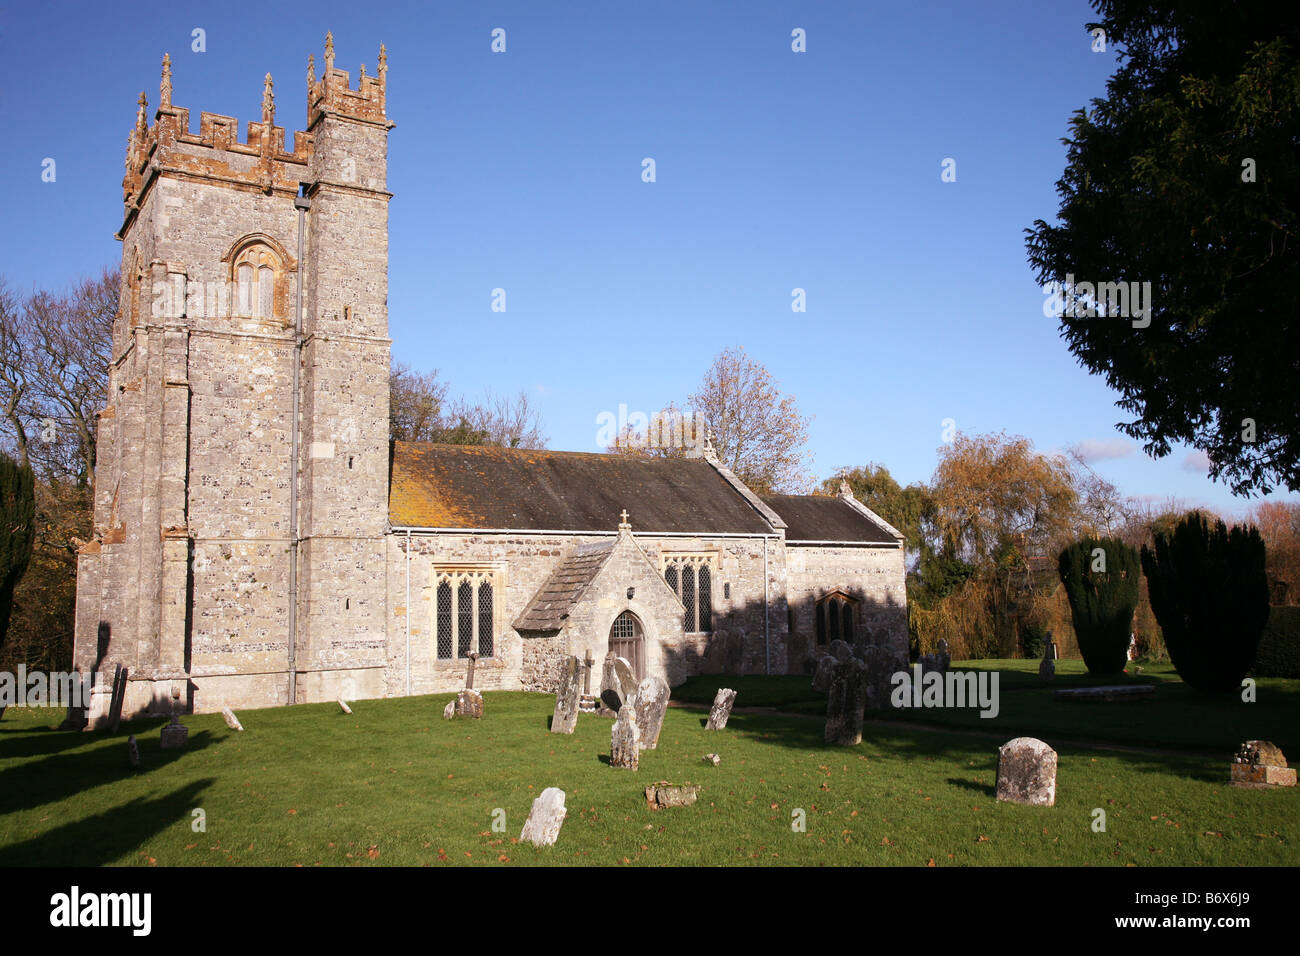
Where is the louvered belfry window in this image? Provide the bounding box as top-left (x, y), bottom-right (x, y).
top-left (663, 555), bottom-right (716, 634)
top-left (433, 569), bottom-right (496, 660)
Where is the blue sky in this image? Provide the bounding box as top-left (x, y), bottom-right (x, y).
top-left (1, 0), bottom-right (1293, 518)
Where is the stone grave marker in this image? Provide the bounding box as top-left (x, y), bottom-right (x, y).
top-left (127, 734), bottom-right (140, 769)
top-left (107, 664), bottom-right (127, 732)
top-left (1231, 740), bottom-right (1296, 788)
top-left (828, 639), bottom-right (853, 663)
top-left (551, 655), bottom-right (582, 735)
top-left (702, 753), bottom-right (721, 766)
top-left (442, 699), bottom-right (456, 720)
top-left (222, 707), bottom-right (244, 732)
top-left (812, 654), bottom-right (836, 694)
top-left (455, 688), bottom-right (484, 719)
top-left (996, 737), bottom-right (1057, 806)
top-left (645, 782), bottom-right (700, 810)
top-left (610, 706), bottom-right (640, 770)
top-left (464, 651), bottom-right (479, 690)
top-left (631, 676), bottom-right (670, 749)
top-left (705, 687), bottom-right (737, 731)
top-left (339, 699), bottom-right (353, 715)
top-left (159, 685), bottom-right (188, 750)
top-left (1039, 635), bottom-right (1057, 683)
top-left (824, 659), bottom-right (867, 746)
top-left (519, 787), bottom-right (567, 847)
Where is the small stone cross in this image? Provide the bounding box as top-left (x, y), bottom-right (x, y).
top-left (583, 650), bottom-right (595, 696)
top-left (464, 652), bottom-right (479, 690)
top-left (618, 509), bottom-right (631, 532)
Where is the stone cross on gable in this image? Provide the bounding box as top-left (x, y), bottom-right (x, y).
top-left (618, 509), bottom-right (631, 532)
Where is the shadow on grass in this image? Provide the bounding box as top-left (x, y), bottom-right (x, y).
top-left (0, 728), bottom-right (218, 817)
top-left (0, 779), bottom-right (213, 866)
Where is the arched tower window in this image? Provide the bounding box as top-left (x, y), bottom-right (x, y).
top-left (223, 233), bottom-right (293, 323)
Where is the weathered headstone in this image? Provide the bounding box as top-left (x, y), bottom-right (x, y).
top-left (339, 699), bottom-right (353, 715)
top-left (631, 676), bottom-right (670, 749)
top-left (519, 787), bottom-right (567, 847)
top-left (599, 655), bottom-right (637, 712)
top-left (551, 655), bottom-right (582, 735)
top-left (996, 737), bottom-right (1057, 806)
top-left (442, 699), bottom-right (456, 720)
top-left (583, 650), bottom-right (595, 696)
top-left (702, 753), bottom-right (721, 766)
top-left (705, 687), bottom-right (737, 731)
top-left (127, 734), bottom-right (140, 769)
top-left (160, 715), bottom-right (189, 750)
top-left (1231, 740), bottom-right (1296, 788)
top-left (812, 654), bottom-right (836, 694)
top-left (824, 659), bottom-right (867, 746)
top-left (57, 670), bottom-right (89, 730)
top-left (828, 639), bottom-right (853, 663)
top-left (455, 688), bottom-right (484, 719)
top-left (1039, 637), bottom-right (1057, 683)
top-left (645, 782), bottom-right (700, 809)
top-left (610, 706), bottom-right (640, 770)
top-left (222, 707), bottom-right (244, 732)
top-left (107, 664), bottom-right (127, 732)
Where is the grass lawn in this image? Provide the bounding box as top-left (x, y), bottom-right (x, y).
top-left (694, 660), bottom-right (1300, 756)
top-left (0, 687), bottom-right (1294, 867)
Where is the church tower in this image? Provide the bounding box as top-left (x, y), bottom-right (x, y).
top-left (73, 36), bottom-right (393, 716)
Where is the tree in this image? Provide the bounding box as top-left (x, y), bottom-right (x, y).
top-left (1025, 1), bottom-right (1300, 495)
top-left (1058, 536), bottom-right (1141, 675)
top-left (609, 347), bottom-right (812, 494)
top-left (389, 361), bottom-right (547, 449)
top-left (822, 464), bottom-right (933, 556)
top-left (0, 451), bottom-right (36, 658)
top-left (1140, 512), bottom-right (1270, 692)
top-left (1246, 500), bottom-right (1300, 603)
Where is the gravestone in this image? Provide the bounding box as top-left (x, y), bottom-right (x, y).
top-left (705, 688), bottom-right (737, 730)
top-left (824, 659), bottom-right (867, 746)
top-left (645, 782), bottom-right (700, 809)
top-left (551, 655), bottom-right (582, 735)
top-left (610, 706), bottom-right (640, 770)
top-left (702, 753), bottom-right (721, 766)
top-left (600, 655), bottom-right (637, 712)
top-left (996, 737), bottom-right (1057, 806)
top-left (57, 670), bottom-right (89, 730)
top-left (127, 734), bottom-right (140, 769)
top-left (455, 688), bottom-right (484, 719)
top-left (828, 639), bottom-right (853, 663)
top-left (582, 650), bottom-right (595, 696)
top-left (107, 664), bottom-right (128, 732)
top-left (1039, 637), bottom-right (1057, 683)
top-left (339, 699), bottom-right (353, 715)
top-left (860, 643), bottom-right (908, 711)
top-left (464, 651), bottom-right (479, 690)
top-left (519, 787), bottom-right (567, 847)
top-left (222, 707), bottom-right (244, 732)
top-left (1231, 740), bottom-right (1296, 788)
top-left (812, 654), bottom-right (836, 694)
top-left (442, 699), bottom-right (456, 720)
top-left (631, 676), bottom-right (670, 749)
top-left (159, 685), bottom-right (188, 749)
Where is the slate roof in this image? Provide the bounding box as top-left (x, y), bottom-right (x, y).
top-left (513, 541), bottom-right (615, 631)
top-left (389, 442), bottom-right (775, 533)
top-left (761, 494), bottom-right (899, 545)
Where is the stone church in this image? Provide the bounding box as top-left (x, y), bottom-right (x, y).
top-left (73, 38), bottom-right (908, 716)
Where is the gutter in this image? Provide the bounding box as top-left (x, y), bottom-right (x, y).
top-left (389, 526), bottom-right (780, 539)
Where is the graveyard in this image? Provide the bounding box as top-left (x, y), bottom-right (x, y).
top-left (0, 659), bottom-right (1295, 867)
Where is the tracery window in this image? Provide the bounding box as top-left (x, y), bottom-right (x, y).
top-left (662, 554), bottom-right (715, 634)
top-left (815, 592), bottom-right (856, 646)
top-left (433, 568), bottom-right (496, 660)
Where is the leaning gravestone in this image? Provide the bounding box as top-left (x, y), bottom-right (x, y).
top-left (442, 699), bottom-right (456, 720)
top-left (107, 664), bottom-right (128, 732)
top-left (551, 655), bottom-right (582, 735)
top-left (705, 688), bottom-right (737, 730)
top-left (631, 676), bottom-right (670, 749)
top-left (996, 737), bottom-right (1057, 806)
top-left (339, 699), bottom-right (353, 715)
top-left (599, 655), bottom-right (637, 712)
top-left (127, 734), bottom-right (140, 769)
top-left (824, 659), bottom-right (867, 746)
top-left (222, 707), bottom-right (244, 732)
top-left (610, 706), bottom-right (641, 770)
top-left (812, 654), bottom-right (836, 694)
top-left (519, 787), bottom-right (567, 846)
top-left (455, 688), bottom-right (484, 719)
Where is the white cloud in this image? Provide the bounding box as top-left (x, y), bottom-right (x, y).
top-left (1073, 437), bottom-right (1134, 462)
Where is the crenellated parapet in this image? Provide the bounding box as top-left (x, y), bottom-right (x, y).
top-left (307, 32), bottom-right (390, 130)
top-left (118, 53), bottom-right (315, 238)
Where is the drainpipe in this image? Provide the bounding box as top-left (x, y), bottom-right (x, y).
top-left (288, 188), bottom-right (310, 705)
top-left (763, 536), bottom-right (770, 675)
top-left (405, 529), bottom-right (412, 696)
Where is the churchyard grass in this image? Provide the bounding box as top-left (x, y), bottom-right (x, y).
top-left (0, 688), bottom-right (1294, 866)
top-left (760, 660), bottom-right (1300, 756)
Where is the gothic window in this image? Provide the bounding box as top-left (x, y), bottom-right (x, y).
top-left (226, 235), bottom-right (288, 322)
top-left (662, 554), bottom-right (716, 634)
top-left (432, 569), bottom-right (496, 660)
top-left (816, 592), bottom-right (857, 645)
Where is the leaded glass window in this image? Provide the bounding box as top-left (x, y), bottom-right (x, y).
top-left (662, 555), bottom-right (716, 634)
top-left (432, 569), bottom-right (497, 660)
